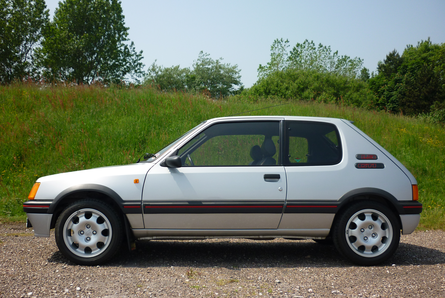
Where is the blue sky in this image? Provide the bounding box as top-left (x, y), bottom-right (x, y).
top-left (44, 0), bottom-right (445, 87)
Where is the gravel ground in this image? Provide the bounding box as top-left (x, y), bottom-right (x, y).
top-left (0, 223), bottom-right (444, 297)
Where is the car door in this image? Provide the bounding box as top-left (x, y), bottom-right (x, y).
top-left (279, 120), bottom-right (344, 234)
top-left (142, 120), bottom-right (286, 230)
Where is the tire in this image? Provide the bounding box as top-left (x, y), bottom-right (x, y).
top-left (333, 201), bottom-right (400, 266)
top-left (55, 199), bottom-right (124, 265)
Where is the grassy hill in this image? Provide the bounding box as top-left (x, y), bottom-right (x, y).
top-left (1, 84), bottom-right (444, 229)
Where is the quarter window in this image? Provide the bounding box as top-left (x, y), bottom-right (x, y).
top-left (288, 136), bottom-right (309, 164)
top-left (285, 121), bottom-right (342, 166)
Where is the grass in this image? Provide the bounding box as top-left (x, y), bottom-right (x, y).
top-left (1, 83), bottom-right (444, 229)
top-left (186, 268), bottom-right (201, 279)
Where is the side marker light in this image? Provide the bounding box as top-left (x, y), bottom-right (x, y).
top-left (412, 185), bottom-right (419, 201)
top-left (28, 183), bottom-right (41, 200)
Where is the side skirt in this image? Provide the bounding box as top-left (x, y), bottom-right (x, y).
top-left (132, 228), bottom-right (331, 240)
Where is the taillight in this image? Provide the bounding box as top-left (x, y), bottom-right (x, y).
top-left (412, 185), bottom-right (419, 201)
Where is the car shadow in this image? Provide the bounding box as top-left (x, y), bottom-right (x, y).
top-left (48, 239), bottom-right (445, 268)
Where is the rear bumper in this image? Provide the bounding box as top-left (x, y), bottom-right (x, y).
top-left (400, 214), bottom-right (420, 234)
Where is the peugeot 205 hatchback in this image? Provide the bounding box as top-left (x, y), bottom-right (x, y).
top-left (24, 116), bottom-right (422, 265)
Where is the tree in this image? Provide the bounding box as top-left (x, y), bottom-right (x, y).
top-left (36, 0), bottom-right (144, 84)
top-left (0, 0), bottom-right (49, 84)
top-left (400, 39), bottom-right (445, 114)
top-left (257, 39), bottom-right (364, 81)
top-left (359, 67), bottom-right (370, 82)
top-left (257, 38), bottom-right (290, 79)
top-left (145, 52), bottom-right (243, 98)
top-left (376, 50), bottom-right (403, 79)
top-left (287, 40), bottom-right (363, 78)
top-left (190, 51), bottom-right (242, 98)
top-left (400, 63), bottom-right (443, 114)
top-left (369, 39), bottom-right (445, 114)
top-left (145, 61), bottom-right (190, 92)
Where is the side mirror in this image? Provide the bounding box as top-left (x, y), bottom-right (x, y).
top-left (161, 155), bottom-right (182, 168)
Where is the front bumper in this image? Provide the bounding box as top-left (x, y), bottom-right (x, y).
top-left (23, 201), bottom-right (53, 237)
top-left (26, 213), bottom-right (53, 237)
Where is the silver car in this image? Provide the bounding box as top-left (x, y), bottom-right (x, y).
top-left (24, 116), bottom-right (422, 265)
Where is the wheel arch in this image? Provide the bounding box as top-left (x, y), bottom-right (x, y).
top-left (48, 184), bottom-right (125, 230)
top-left (332, 188), bottom-right (403, 231)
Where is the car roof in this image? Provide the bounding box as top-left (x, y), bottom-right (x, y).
top-left (206, 115), bottom-right (350, 124)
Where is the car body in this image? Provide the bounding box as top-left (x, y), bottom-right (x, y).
top-left (24, 116), bottom-right (422, 265)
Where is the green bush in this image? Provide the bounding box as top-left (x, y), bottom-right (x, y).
top-left (418, 101), bottom-right (445, 124)
top-left (240, 69), bottom-right (376, 108)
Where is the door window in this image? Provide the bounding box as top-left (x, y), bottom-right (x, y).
top-left (177, 121), bottom-right (280, 166)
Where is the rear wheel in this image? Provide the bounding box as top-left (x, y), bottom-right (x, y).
top-left (55, 199), bottom-right (124, 265)
top-left (333, 201), bottom-right (400, 266)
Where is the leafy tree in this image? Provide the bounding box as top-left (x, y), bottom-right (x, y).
top-left (368, 72), bottom-right (405, 112)
top-left (145, 52), bottom-right (243, 98)
top-left (249, 39), bottom-right (368, 106)
top-left (287, 40), bottom-right (364, 78)
top-left (257, 38), bottom-right (290, 79)
top-left (0, 0), bottom-right (49, 84)
top-left (36, 0), bottom-right (144, 84)
top-left (257, 39), bottom-right (364, 80)
top-left (400, 40), bottom-right (445, 114)
top-left (376, 50), bottom-right (403, 79)
top-left (400, 63), bottom-right (443, 114)
top-left (146, 61), bottom-right (190, 92)
top-left (189, 51), bottom-right (242, 98)
top-left (359, 67), bottom-right (370, 82)
top-left (369, 39), bottom-right (445, 115)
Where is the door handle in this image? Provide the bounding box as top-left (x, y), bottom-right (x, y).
top-left (264, 174), bottom-right (280, 182)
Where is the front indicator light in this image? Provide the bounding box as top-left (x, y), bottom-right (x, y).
top-left (28, 183), bottom-right (41, 200)
top-left (412, 185), bottom-right (419, 201)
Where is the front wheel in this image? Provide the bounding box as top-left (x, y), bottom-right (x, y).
top-left (55, 199), bottom-right (124, 265)
top-left (333, 201), bottom-right (400, 266)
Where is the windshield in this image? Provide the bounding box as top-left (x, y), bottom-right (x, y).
top-left (142, 121), bottom-right (207, 163)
